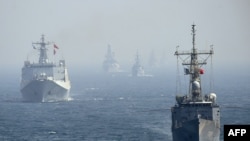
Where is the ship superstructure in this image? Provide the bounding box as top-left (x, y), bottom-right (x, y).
top-left (103, 45), bottom-right (120, 73)
top-left (132, 51), bottom-right (145, 77)
top-left (171, 25), bottom-right (220, 141)
top-left (20, 35), bottom-right (71, 102)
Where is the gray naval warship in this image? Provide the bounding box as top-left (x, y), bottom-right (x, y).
top-left (132, 51), bottom-right (145, 77)
top-left (103, 45), bottom-right (121, 73)
top-left (171, 25), bottom-right (220, 141)
top-left (20, 35), bottom-right (71, 102)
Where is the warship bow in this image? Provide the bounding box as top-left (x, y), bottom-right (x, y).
top-left (20, 35), bottom-right (71, 102)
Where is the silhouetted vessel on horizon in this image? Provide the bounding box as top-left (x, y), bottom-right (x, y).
top-left (131, 51), bottom-right (145, 77)
top-left (103, 45), bottom-right (121, 73)
top-left (171, 25), bottom-right (220, 141)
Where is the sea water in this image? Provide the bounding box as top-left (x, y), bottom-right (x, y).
top-left (0, 72), bottom-right (249, 141)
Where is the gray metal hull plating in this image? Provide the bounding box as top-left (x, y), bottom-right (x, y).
top-left (172, 118), bottom-right (220, 141)
top-left (171, 104), bottom-right (220, 141)
top-left (21, 79), bottom-right (70, 102)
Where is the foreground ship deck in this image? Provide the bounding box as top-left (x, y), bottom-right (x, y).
top-left (172, 102), bottom-right (220, 141)
top-left (171, 25), bottom-right (220, 141)
top-left (20, 35), bottom-right (71, 102)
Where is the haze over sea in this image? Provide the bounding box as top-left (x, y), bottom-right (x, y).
top-left (0, 0), bottom-right (249, 140)
top-left (0, 70), bottom-right (249, 141)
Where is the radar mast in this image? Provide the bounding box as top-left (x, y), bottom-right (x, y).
top-left (175, 25), bottom-right (214, 102)
top-left (32, 35), bottom-right (52, 64)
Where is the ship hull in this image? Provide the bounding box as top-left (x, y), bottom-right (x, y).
top-left (21, 79), bottom-right (70, 102)
top-left (171, 104), bottom-right (220, 141)
top-left (172, 118), bottom-right (220, 141)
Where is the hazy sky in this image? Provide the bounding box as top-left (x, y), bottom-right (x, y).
top-left (0, 0), bottom-right (249, 73)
